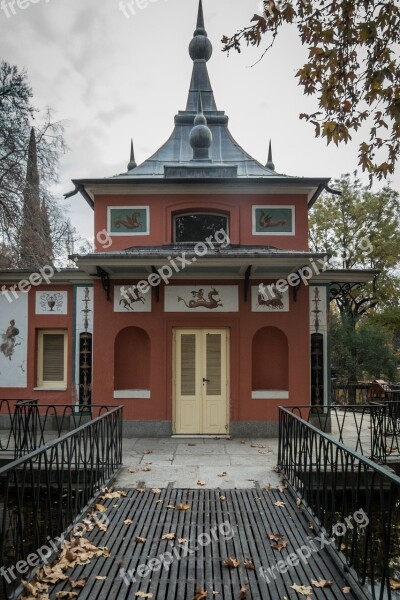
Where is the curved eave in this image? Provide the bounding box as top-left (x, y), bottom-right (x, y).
top-left (70, 177), bottom-right (331, 211)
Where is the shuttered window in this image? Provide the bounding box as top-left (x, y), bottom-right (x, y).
top-left (206, 334), bottom-right (222, 395)
top-left (180, 334), bottom-right (196, 395)
top-left (37, 330), bottom-right (67, 387)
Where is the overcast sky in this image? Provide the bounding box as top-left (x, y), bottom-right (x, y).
top-left (1, 0), bottom-right (399, 242)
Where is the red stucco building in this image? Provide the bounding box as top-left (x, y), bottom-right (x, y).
top-left (0, 1), bottom-right (373, 436)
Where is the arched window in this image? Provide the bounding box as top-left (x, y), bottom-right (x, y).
top-left (252, 327), bottom-right (288, 394)
top-left (173, 212), bottom-right (229, 243)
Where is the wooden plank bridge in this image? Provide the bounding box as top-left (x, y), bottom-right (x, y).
top-left (39, 485), bottom-right (358, 600)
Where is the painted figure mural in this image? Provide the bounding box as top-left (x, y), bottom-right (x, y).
top-left (1, 320), bottom-right (20, 360)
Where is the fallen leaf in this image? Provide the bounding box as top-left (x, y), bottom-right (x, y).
top-left (176, 503), bottom-right (191, 511)
top-left (95, 576), bottom-right (107, 580)
top-left (193, 590), bottom-right (208, 600)
top-left (124, 519), bottom-right (133, 525)
top-left (274, 501), bottom-right (286, 508)
top-left (277, 484), bottom-right (287, 493)
top-left (311, 578), bottom-right (332, 588)
top-left (239, 585), bottom-right (249, 599)
top-left (167, 504), bottom-right (176, 509)
top-left (161, 532), bottom-right (176, 540)
top-left (296, 498), bottom-right (302, 507)
top-left (272, 466), bottom-right (281, 473)
top-left (291, 583), bottom-right (313, 596)
top-left (94, 504), bottom-right (107, 513)
top-left (128, 468), bottom-right (139, 473)
top-left (135, 592), bottom-right (153, 598)
top-left (94, 520), bottom-right (107, 532)
top-left (177, 538), bottom-right (188, 543)
top-left (56, 594), bottom-right (78, 599)
top-left (223, 556), bottom-right (240, 568)
top-left (113, 504), bottom-right (119, 508)
top-left (70, 578), bottom-right (87, 588)
top-left (143, 450), bottom-right (153, 455)
top-left (262, 483), bottom-right (271, 492)
top-left (308, 522), bottom-right (314, 530)
top-left (100, 489), bottom-right (127, 500)
top-left (220, 496), bottom-right (226, 501)
top-left (197, 480), bottom-right (206, 486)
top-left (152, 488), bottom-right (161, 494)
top-left (142, 467), bottom-right (152, 472)
top-left (272, 540), bottom-right (289, 552)
top-left (136, 488), bottom-right (146, 493)
top-left (240, 441), bottom-right (246, 444)
top-left (136, 536), bottom-right (147, 543)
top-left (217, 472), bottom-right (227, 477)
top-left (155, 499), bottom-right (162, 504)
top-left (244, 558), bottom-right (255, 570)
top-left (343, 586), bottom-right (351, 594)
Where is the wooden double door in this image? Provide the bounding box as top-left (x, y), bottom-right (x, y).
top-left (173, 329), bottom-right (229, 435)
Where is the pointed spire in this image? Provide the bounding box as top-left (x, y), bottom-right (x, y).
top-left (19, 128), bottom-right (53, 268)
top-left (194, 0), bottom-right (205, 34)
top-left (186, 0), bottom-right (217, 112)
top-left (189, 92), bottom-right (212, 161)
top-left (266, 140), bottom-right (275, 171)
top-left (127, 139), bottom-right (137, 171)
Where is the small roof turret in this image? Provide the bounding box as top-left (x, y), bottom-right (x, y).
top-left (266, 140), bottom-right (275, 171)
top-left (127, 140), bottom-right (137, 171)
top-left (189, 93), bottom-right (212, 161)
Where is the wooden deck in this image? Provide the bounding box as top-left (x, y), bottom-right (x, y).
top-left (44, 485), bottom-right (359, 600)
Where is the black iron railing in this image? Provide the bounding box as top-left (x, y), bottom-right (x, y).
top-left (0, 401), bottom-right (118, 458)
top-left (288, 404), bottom-right (400, 464)
top-left (0, 405), bottom-right (123, 600)
top-left (278, 407), bottom-right (400, 600)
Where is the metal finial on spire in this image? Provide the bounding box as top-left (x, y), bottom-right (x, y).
top-left (266, 139), bottom-right (275, 171)
top-left (189, 0), bottom-right (212, 62)
top-left (190, 91), bottom-right (212, 161)
top-left (195, 0), bottom-right (205, 34)
top-left (127, 139), bottom-right (137, 171)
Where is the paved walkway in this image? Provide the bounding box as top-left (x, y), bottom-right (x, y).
top-left (117, 438), bottom-right (281, 489)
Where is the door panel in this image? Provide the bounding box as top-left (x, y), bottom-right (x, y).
top-left (174, 329), bottom-right (228, 435)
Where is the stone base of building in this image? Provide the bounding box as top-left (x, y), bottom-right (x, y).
top-left (229, 421), bottom-right (279, 438)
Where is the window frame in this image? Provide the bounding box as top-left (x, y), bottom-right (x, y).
top-left (37, 329), bottom-right (68, 389)
top-left (173, 212), bottom-right (229, 244)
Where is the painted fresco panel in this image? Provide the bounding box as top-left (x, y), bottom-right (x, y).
top-left (107, 206), bottom-right (150, 235)
top-left (35, 291), bottom-right (68, 314)
top-left (165, 286), bottom-right (239, 312)
top-left (252, 205), bottom-right (295, 235)
top-left (114, 285), bottom-right (152, 312)
top-left (0, 293), bottom-right (28, 387)
top-left (251, 284), bottom-right (290, 312)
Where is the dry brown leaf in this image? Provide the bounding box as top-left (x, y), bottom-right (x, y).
top-left (296, 498), bottom-right (302, 507)
top-left (223, 556), bottom-right (240, 568)
top-left (240, 440), bottom-right (246, 444)
top-left (197, 480), bottom-right (206, 486)
top-left (271, 540), bottom-right (289, 552)
top-left (291, 583), bottom-right (313, 596)
top-left (95, 576), bottom-right (107, 580)
top-left (308, 522), bottom-right (314, 530)
top-left (167, 504), bottom-right (176, 509)
top-left (136, 536), bottom-right (147, 543)
top-left (277, 484), bottom-right (287, 493)
top-left (100, 489), bottom-right (127, 499)
top-left (217, 472), bottom-right (227, 477)
top-left (220, 496), bottom-right (226, 501)
top-left (112, 504), bottom-right (119, 508)
top-left (178, 538), bottom-right (188, 543)
top-left (142, 467), bottom-right (152, 472)
top-left (56, 593), bottom-right (78, 599)
top-left (193, 590), bottom-right (208, 600)
top-left (128, 468), bottom-right (139, 473)
top-left (94, 504), bottom-right (107, 513)
top-left (135, 592), bottom-right (153, 599)
top-left (70, 578), bottom-right (87, 588)
top-left (268, 532), bottom-right (284, 542)
top-left (94, 520), bottom-right (107, 531)
top-left (244, 558), bottom-right (255, 570)
top-left (152, 488), bottom-right (161, 494)
top-left (176, 503), bottom-right (191, 511)
top-left (239, 586), bottom-right (249, 599)
top-left (143, 450), bottom-right (153, 455)
top-left (136, 488), bottom-right (146, 493)
top-left (124, 519), bottom-right (133, 525)
top-left (274, 501), bottom-right (286, 508)
top-left (390, 580), bottom-right (400, 590)
top-left (161, 532), bottom-right (176, 540)
top-left (343, 586), bottom-right (351, 594)
top-left (155, 499), bottom-right (162, 504)
top-left (262, 483), bottom-right (271, 492)
top-left (22, 580), bottom-right (49, 595)
top-left (272, 466), bottom-right (281, 473)
top-left (311, 578), bottom-right (332, 588)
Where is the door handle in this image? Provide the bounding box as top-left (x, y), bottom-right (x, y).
top-left (203, 378), bottom-right (210, 383)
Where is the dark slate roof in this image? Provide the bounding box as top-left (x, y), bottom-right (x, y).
top-left (112, 0), bottom-right (286, 180)
top-left (72, 245), bottom-right (326, 260)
